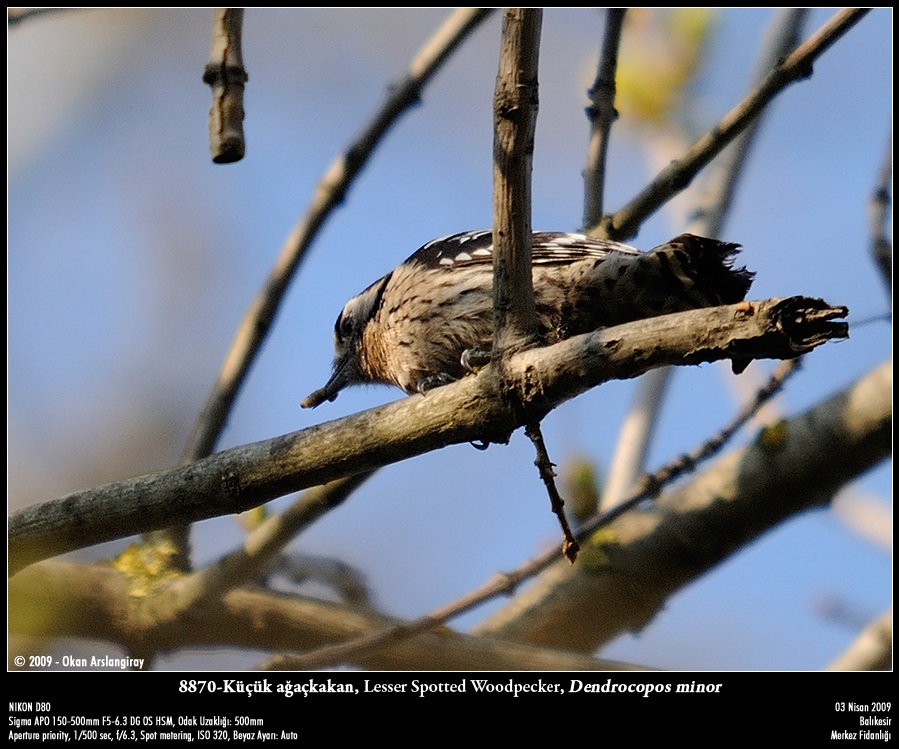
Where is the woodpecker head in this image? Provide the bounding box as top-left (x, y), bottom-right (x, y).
top-left (301, 275), bottom-right (390, 408)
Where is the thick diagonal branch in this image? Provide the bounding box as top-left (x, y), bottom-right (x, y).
top-left (9, 297), bottom-right (848, 574)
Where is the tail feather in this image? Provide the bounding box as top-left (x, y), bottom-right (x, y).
top-left (653, 233), bottom-right (754, 306)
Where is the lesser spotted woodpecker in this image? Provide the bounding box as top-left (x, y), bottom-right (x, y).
top-left (302, 231), bottom-right (753, 408)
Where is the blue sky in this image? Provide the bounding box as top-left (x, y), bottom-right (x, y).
top-left (8, 8), bottom-right (892, 670)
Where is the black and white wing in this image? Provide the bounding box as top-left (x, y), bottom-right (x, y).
top-left (405, 230), bottom-right (642, 270)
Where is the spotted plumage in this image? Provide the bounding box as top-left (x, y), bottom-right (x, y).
top-left (302, 231), bottom-right (753, 407)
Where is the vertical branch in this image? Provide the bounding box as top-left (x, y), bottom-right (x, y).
top-left (492, 11), bottom-right (571, 562)
top-left (868, 131), bottom-right (892, 299)
top-left (203, 8), bottom-right (248, 164)
top-left (492, 8), bottom-right (543, 357)
top-left (582, 8), bottom-right (626, 229)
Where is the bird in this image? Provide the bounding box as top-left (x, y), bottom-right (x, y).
top-left (302, 230), bottom-right (753, 408)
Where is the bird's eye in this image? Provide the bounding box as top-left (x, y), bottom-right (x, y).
top-left (335, 313), bottom-right (354, 343)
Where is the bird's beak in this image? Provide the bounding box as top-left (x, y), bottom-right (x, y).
top-left (301, 354), bottom-right (353, 409)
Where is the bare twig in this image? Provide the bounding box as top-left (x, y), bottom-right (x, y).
top-left (9, 297), bottom-right (849, 574)
top-left (525, 422), bottom-right (579, 562)
top-left (252, 557), bottom-right (573, 670)
top-left (598, 8), bottom-right (869, 240)
top-left (261, 636), bottom-right (649, 672)
top-left (203, 8), bottom-right (248, 164)
top-left (492, 8), bottom-right (542, 356)
top-left (182, 8), bottom-right (494, 463)
top-left (868, 131), bottom-right (892, 298)
top-left (582, 8), bottom-right (627, 228)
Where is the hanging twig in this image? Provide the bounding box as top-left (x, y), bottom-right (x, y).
top-left (525, 422), bottom-right (579, 562)
top-left (474, 361), bottom-right (887, 648)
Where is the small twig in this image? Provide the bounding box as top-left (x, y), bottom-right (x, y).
top-left (525, 422), bottom-right (579, 562)
top-left (582, 8), bottom-right (626, 229)
top-left (474, 362), bottom-right (890, 649)
top-left (546, 357), bottom-right (802, 546)
top-left (492, 8), bottom-right (542, 355)
top-left (203, 8), bottom-right (248, 164)
top-left (257, 565), bottom-right (532, 671)
top-left (868, 131), bottom-right (892, 299)
top-left (256, 595), bottom-right (651, 670)
top-left (598, 8), bottom-right (869, 240)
